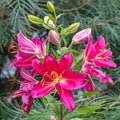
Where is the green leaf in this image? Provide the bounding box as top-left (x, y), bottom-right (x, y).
top-left (70, 118), bottom-right (82, 120)
top-left (38, 58), bottom-right (44, 62)
top-left (52, 49), bottom-right (60, 60)
top-left (56, 47), bottom-right (67, 55)
top-left (77, 107), bottom-right (96, 114)
top-left (56, 13), bottom-right (65, 20)
top-left (46, 41), bottom-right (49, 55)
top-left (82, 91), bottom-right (100, 97)
top-left (28, 15), bottom-right (43, 24)
top-left (66, 49), bottom-right (80, 54)
top-left (74, 51), bottom-right (85, 64)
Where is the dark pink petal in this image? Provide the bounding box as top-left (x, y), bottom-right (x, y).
top-left (105, 75), bottom-right (114, 85)
top-left (85, 79), bottom-right (95, 92)
top-left (20, 82), bottom-right (31, 91)
top-left (22, 94), bottom-right (29, 104)
top-left (12, 58), bottom-right (32, 68)
top-left (59, 54), bottom-right (73, 74)
top-left (11, 52), bottom-right (35, 68)
top-left (18, 31), bottom-right (38, 54)
top-left (12, 90), bottom-right (22, 98)
top-left (44, 55), bottom-right (59, 73)
top-left (30, 69), bottom-right (37, 77)
top-left (40, 38), bottom-right (48, 55)
top-left (94, 36), bottom-right (105, 52)
top-left (32, 59), bottom-right (46, 75)
top-left (32, 82), bottom-right (55, 98)
top-left (59, 71), bottom-right (87, 90)
top-left (93, 59), bottom-right (117, 68)
top-left (57, 85), bottom-right (74, 111)
top-left (22, 97), bottom-right (33, 114)
top-left (32, 38), bottom-right (41, 46)
top-left (100, 50), bottom-right (112, 58)
top-left (85, 37), bottom-right (96, 59)
top-left (32, 38), bottom-right (46, 57)
top-left (85, 66), bottom-right (113, 84)
top-left (88, 34), bottom-right (93, 43)
top-left (20, 68), bottom-right (37, 82)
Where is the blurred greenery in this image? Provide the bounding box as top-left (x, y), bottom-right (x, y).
top-left (0, 0), bottom-right (120, 119)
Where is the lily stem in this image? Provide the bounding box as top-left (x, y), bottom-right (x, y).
top-left (60, 105), bottom-right (63, 120)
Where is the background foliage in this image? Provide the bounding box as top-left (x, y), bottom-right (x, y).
top-left (0, 0), bottom-right (120, 119)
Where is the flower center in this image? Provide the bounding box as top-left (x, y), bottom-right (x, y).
top-left (42, 71), bottom-right (65, 87)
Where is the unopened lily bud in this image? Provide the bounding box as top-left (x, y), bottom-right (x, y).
top-left (47, 1), bottom-right (55, 12)
top-left (48, 30), bottom-right (60, 45)
top-left (51, 116), bottom-right (56, 120)
top-left (72, 28), bottom-right (91, 44)
top-left (66, 22), bottom-right (80, 34)
top-left (44, 16), bottom-right (55, 29)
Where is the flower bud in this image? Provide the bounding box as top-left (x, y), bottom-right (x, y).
top-left (47, 1), bottom-right (55, 12)
top-left (28, 15), bottom-right (43, 24)
top-left (51, 116), bottom-right (56, 120)
top-left (66, 22), bottom-right (80, 34)
top-left (44, 16), bottom-right (55, 29)
top-left (72, 28), bottom-right (91, 44)
top-left (48, 30), bottom-right (60, 45)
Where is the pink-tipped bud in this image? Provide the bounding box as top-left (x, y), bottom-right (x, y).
top-left (48, 30), bottom-right (60, 45)
top-left (72, 28), bottom-right (91, 44)
top-left (51, 116), bottom-right (56, 120)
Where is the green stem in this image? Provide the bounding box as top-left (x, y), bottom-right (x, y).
top-left (60, 105), bottom-right (63, 120)
top-left (67, 41), bottom-right (74, 50)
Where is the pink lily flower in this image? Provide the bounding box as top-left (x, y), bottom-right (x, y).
top-left (12, 68), bottom-right (38, 113)
top-left (81, 35), bottom-right (116, 89)
top-left (32, 54), bottom-right (88, 110)
top-left (11, 31), bottom-right (47, 68)
top-left (84, 35), bottom-right (117, 68)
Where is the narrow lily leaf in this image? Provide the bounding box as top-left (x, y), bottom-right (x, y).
top-left (66, 49), bottom-right (80, 54)
top-left (52, 48), bottom-right (60, 60)
top-left (70, 118), bottom-right (82, 120)
top-left (56, 13), bottom-right (65, 20)
top-left (82, 91), bottom-right (100, 97)
top-left (56, 47), bottom-right (67, 55)
top-left (46, 41), bottom-right (49, 55)
top-left (28, 15), bottom-right (43, 24)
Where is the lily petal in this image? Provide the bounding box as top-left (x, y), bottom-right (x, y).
top-left (85, 36), bottom-right (96, 59)
top-left (59, 54), bottom-right (73, 74)
top-left (93, 59), bottom-right (117, 68)
top-left (94, 36), bottom-right (105, 52)
top-left (20, 68), bottom-right (36, 82)
top-left (85, 66), bottom-right (113, 84)
top-left (22, 94), bottom-right (29, 104)
top-left (22, 97), bottom-right (33, 114)
top-left (60, 71), bottom-right (87, 90)
top-left (32, 82), bottom-right (55, 98)
top-left (57, 85), bottom-right (74, 111)
top-left (44, 54), bottom-right (59, 73)
top-left (85, 79), bottom-right (95, 92)
top-left (18, 31), bottom-right (38, 54)
top-left (32, 59), bottom-right (46, 75)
